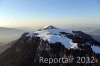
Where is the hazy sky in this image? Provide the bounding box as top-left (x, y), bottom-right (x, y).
top-left (0, 0), bottom-right (100, 28)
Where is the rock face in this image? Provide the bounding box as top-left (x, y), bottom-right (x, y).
top-left (0, 26), bottom-right (100, 66)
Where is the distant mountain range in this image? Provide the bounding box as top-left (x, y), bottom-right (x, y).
top-left (0, 27), bottom-right (17, 29)
top-left (73, 27), bottom-right (97, 32)
top-left (88, 28), bottom-right (100, 42)
top-left (89, 29), bottom-right (100, 35)
top-left (0, 27), bottom-right (24, 33)
top-left (91, 35), bottom-right (100, 42)
top-left (0, 25), bottom-right (100, 66)
top-left (0, 27), bottom-right (25, 44)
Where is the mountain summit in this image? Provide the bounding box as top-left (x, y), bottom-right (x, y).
top-left (41, 25), bottom-right (57, 30)
top-left (35, 26), bottom-right (77, 49)
top-left (0, 26), bottom-right (100, 66)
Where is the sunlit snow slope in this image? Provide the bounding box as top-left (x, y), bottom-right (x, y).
top-left (26, 25), bottom-right (78, 49)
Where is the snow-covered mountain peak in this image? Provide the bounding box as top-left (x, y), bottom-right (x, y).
top-left (38, 25), bottom-right (73, 35)
top-left (24, 26), bottom-right (77, 49)
top-left (34, 26), bottom-right (77, 49)
top-left (24, 26), bottom-right (78, 49)
top-left (42, 25), bottom-right (57, 30)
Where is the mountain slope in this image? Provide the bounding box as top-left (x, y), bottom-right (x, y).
top-left (0, 26), bottom-right (100, 66)
top-left (0, 41), bottom-right (14, 54)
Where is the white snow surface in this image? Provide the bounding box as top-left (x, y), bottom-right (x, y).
top-left (25, 26), bottom-right (78, 49)
top-left (35, 27), bottom-right (78, 49)
top-left (91, 45), bottom-right (100, 54)
top-left (36, 28), bottom-right (73, 35)
top-left (26, 32), bottom-right (34, 38)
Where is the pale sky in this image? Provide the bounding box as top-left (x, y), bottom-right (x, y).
top-left (0, 0), bottom-right (100, 28)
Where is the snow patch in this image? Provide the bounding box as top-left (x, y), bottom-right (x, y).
top-left (35, 28), bottom-right (77, 49)
top-left (36, 28), bottom-right (73, 35)
top-left (26, 32), bottom-right (34, 38)
top-left (91, 45), bottom-right (100, 54)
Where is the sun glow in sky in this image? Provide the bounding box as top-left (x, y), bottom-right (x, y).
top-left (0, 0), bottom-right (100, 28)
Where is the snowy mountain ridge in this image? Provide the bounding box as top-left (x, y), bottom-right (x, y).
top-left (26, 25), bottom-right (78, 49)
top-left (25, 25), bottom-right (100, 54)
